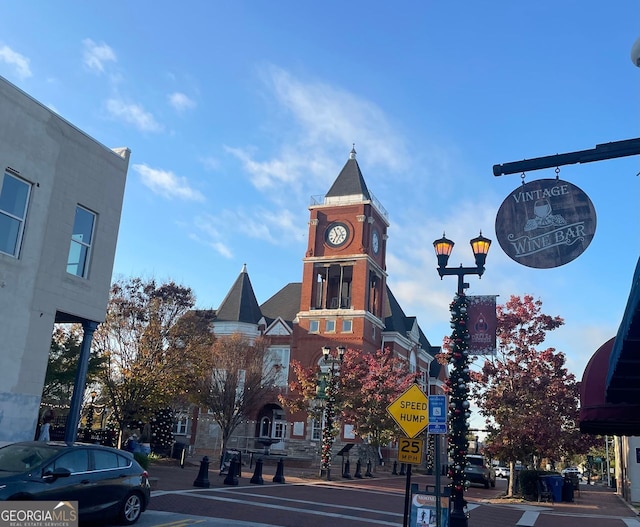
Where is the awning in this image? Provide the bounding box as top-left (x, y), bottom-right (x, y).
top-left (606, 257), bottom-right (640, 405)
top-left (580, 337), bottom-right (640, 435)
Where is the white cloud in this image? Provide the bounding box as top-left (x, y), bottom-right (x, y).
top-left (168, 92), bottom-right (196, 113)
top-left (266, 66), bottom-right (407, 170)
top-left (225, 65), bottom-right (410, 201)
top-left (0, 45), bottom-right (32, 79)
top-left (82, 39), bottom-right (116, 73)
top-left (191, 216), bottom-right (234, 259)
top-left (133, 163), bottom-right (205, 201)
top-left (106, 99), bottom-right (163, 132)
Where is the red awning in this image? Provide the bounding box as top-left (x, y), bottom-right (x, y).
top-left (580, 337), bottom-right (640, 436)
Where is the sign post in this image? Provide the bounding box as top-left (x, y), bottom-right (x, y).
top-left (428, 395), bottom-right (448, 527)
top-left (388, 385), bottom-right (430, 527)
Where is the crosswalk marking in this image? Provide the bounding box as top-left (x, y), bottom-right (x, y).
top-left (516, 510), bottom-right (540, 526)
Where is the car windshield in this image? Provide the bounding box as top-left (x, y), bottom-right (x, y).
top-left (0, 444), bottom-right (59, 472)
top-left (467, 457), bottom-right (484, 466)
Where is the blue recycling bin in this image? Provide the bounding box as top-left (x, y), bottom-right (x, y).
top-left (544, 475), bottom-right (564, 502)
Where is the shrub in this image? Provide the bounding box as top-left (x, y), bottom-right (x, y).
top-left (133, 452), bottom-right (150, 470)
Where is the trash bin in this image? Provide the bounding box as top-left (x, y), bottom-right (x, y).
top-left (562, 477), bottom-right (574, 502)
top-left (545, 475), bottom-right (564, 502)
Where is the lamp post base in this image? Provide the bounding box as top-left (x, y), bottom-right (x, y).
top-left (319, 468), bottom-right (332, 481)
top-left (449, 507), bottom-right (468, 527)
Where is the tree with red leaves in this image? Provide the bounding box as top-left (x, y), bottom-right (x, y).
top-left (340, 348), bottom-right (419, 448)
top-left (281, 348), bottom-right (418, 455)
top-left (471, 294), bottom-right (597, 496)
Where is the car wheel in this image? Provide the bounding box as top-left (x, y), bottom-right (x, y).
top-left (484, 479), bottom-right (490, 489)
top-left (490, 477), bottom-right (496, 488)
top-left (118, 492), bottom-right (143, 525)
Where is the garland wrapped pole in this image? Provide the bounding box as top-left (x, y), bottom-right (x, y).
top-left (433, 232), bottom-right (491, 527)
top-left (318, 345), bottom-right (345, 481)
top-left (447, 294), bottom-right (472, 526)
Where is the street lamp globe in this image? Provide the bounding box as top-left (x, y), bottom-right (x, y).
top-left (470, 232), bottom-right (492, 270)
top-left (433, 234), bottom-right (455, 269)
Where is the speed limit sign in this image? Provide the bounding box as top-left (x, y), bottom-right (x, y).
top-left (398, 437), bottom-right (423, 464)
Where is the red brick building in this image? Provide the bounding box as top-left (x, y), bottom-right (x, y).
top-left (187, 148), bottom-right (446, 463)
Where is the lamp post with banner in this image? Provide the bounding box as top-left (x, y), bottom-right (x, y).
top-left (433, 232), bottom-right (491, 527)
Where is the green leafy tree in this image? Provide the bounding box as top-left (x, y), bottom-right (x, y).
top-left (471, 295), bottom-right (598, 496)
top-left (93, 277), bottom-right (213, 442)
top-left (42, 325), bottom-right (105, 408)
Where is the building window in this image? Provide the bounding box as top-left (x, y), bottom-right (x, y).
top-left (264, 347), bottom-right (290, 387)
top-left (342, 319), bottom-right (353, 333)
top-left (0, 172), bottom-right (31, 258)
top-left (173, 414), bottom-right (188, 435)
top-left (274, 421), bottom-right (286, 440)
top-left (311, 417), bottom-right (322, 441)
top-left (309, 320), bottom-right (320, 333)
top-left (325, 319), bottom-right (336, 333)
top-left (67, 205), bottom-right (96, 277)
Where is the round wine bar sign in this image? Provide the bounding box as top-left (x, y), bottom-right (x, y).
top-left (495, 178), bottom-right (597, 269)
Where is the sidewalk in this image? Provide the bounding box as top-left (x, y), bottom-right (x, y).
top-left (484, 482), bottom-right (638, 517)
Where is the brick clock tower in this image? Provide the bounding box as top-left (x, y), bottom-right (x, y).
top-left (295, 147), bottom-right (389, 359)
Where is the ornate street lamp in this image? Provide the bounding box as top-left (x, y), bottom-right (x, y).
top-left (433, 232), bottom-right (491, 527)
top-left (319, 345), bottom-right (345, 481)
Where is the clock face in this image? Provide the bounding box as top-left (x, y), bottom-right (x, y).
top-left (325, 222), bottom-right (349, 247)
top-left (372, 231), bottom-right (380, 254)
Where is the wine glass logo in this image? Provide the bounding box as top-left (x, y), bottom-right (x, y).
top-left (534, 199), bottom-right (552, 221)
top-left (524, 198), bottom-right (566, 231)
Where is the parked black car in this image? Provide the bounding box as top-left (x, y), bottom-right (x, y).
top-left (465, 454), bottom-right (496, 489)
top-left (0, 441), bottom-right (150, 524)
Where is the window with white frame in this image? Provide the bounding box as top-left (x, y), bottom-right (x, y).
top-left (0, 171), bottom-right (31, 258)
top-left (341, 319), bottom-right (352, 333)
top-left (309, 320), bottom-right (320, 333)
top-left (325, 319), bottom-right (336, 333)
top-left (311, 417), bottom-right (322, 441)
top-left (67, 205), bottom-right (96, 277)
top-left (173, 414), bottom-right (188, 435)
top-left (264, 347), bottom-right (290, 387)
top-left (274, 421), bottom-right (286, 440)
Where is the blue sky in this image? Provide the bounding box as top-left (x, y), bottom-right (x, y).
top-left (2, 1), bottom-right (638, 385)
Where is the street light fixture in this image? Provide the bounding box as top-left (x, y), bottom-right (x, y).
top-left (433, 232), bottom-right (491, 527)
top-left (319, 345), bottom-right (345, 481)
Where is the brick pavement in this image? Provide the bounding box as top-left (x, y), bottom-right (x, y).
top-left (147, 457), bottom-right (640, 527)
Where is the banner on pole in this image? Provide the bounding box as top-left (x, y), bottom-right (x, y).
top-left (467, 295), bottom-right (497, 355)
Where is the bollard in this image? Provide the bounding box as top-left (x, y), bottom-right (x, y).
top-left (342, 459), bottom-right (352, 479)
top-left (250, 457), bottom-right (264, 485)
top-left (193, 456), bottom-right (211, 488)
top-left (399, 462), bottom-right (406, 476)
top-left (392, 460), bottom-right (398, 475)
top-left (354, 459), bottom-right (363, 479)
top-left (273, 457), bottom-right (286, 484)
top-left (365, 460), bottom-right (373, 477)
top-left (224, 458), bottom-right (239, 485)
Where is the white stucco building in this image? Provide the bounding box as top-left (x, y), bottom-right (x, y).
top-left (0, 76), bottom-right (129, 442)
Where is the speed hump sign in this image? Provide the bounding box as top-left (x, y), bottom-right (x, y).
top-left (398, 437), bottom-right (423, 465)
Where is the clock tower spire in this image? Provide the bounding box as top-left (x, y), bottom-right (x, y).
top-left (296, 148), bottom-right (389, 354)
